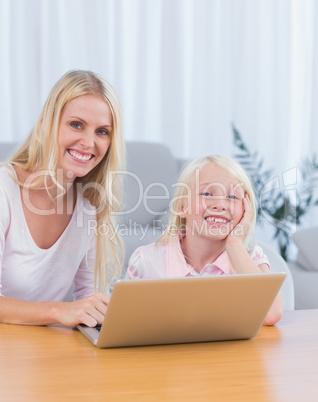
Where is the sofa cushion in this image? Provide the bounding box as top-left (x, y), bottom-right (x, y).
top-left (288, 262), bottom-right (318, 309)
top-left (120, 141), bottom-right (178, 227)
top-left (292, 226), bottom-right (318, 271)
top-left (0, 143), bottom-right (19, 162)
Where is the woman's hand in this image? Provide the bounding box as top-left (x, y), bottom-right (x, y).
top-left (226, 194), bottom-right (252, 246)
top-left (53, 293), bottom-right (110, 327)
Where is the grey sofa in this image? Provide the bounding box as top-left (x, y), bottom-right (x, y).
top-left (0, 141), bottom-right (298, 309)
top-left (287, 227), bottom-right (318, 309)
top-left (120, 141), bottom-right (179, 269)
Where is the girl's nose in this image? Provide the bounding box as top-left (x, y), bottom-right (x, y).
top-left (207, 197), bottom-right (227, 212)
top-left (212, 202), bottom-right (226, 211)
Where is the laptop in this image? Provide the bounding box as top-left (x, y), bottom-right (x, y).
top-left (77, 272), bottom-right (286, 348)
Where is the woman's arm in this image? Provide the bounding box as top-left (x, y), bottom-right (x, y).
top-left (0, 293), bottom-right (110, 326)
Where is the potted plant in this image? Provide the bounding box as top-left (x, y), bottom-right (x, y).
top-left (232, 125), bottom-right (318, 260)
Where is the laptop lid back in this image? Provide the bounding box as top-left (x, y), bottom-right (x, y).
top-left (95, 272), bottom-right (286, 348)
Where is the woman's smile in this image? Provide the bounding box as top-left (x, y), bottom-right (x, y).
top-left (67, 149), bottom-right (95, 162)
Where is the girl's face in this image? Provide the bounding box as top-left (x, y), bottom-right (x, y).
top-left (57, 94), bottom-right (112, 182)
top-left (181, 162), bottom-right (245, 241)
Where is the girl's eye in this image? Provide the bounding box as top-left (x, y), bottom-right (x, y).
top-left (201, 192), bottom-right (212, 197)
top-left (70, 122), bottom-right (82, 129)
top-left (227, 195), bottom-right (238, 200)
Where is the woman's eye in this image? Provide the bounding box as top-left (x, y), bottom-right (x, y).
top-left (97, 129), bottom-right (109, 135)
top-left (227, 195), bottom-right (238, 200)
top-left (70, 122), bottom-right (82, 129)
top-left (201, 192), bottom-right (212, 196)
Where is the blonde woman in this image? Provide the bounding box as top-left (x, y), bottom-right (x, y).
top-left (126, 155), bottom-right (283, 326)
top-left (0, 70), bottom-right (125, 327)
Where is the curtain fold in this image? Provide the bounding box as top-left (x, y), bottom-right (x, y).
top-left (0, 0), bottom-right (317, 174)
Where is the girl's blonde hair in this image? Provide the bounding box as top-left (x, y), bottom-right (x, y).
top-left (8, 69), bottom-right (125, 293)
top-left (158, 154), bottom-right (257, 245)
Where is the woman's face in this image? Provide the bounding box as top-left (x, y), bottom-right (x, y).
top-left (57, 94), bottom-right (112, 182)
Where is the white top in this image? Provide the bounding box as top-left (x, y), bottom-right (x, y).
top-left (126, 238), bottom-right (270, 279)
top-left (0, 165), bottom-right (96, 302)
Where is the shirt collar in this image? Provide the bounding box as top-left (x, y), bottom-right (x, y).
top-left (166, 237), bottom-right (192, 277)
top-left (165, 237), bottom-right (233, 277)
top-left (206, 250), bottom-right (233, 275)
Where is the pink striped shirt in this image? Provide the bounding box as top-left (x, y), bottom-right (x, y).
top-left (126, 238), bottom-right (270, 279)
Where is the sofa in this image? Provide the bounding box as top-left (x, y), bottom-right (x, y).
top-left (287, 227), bottom-right (318, 309)
top-left (0, 141), bottom-right (303, 310)
top-left (119, 141), bottom-right (180, 269)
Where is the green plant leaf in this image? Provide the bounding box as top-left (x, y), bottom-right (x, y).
top-left (232, 125), bottom-right (318, 260)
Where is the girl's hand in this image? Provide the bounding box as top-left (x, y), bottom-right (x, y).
top-left (226, 194), bottom-right (253, 245)
top-left (53, 293), bottom-right (110, 327)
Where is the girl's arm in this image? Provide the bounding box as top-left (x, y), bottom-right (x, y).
top-left (224, 196), bottom-right (262, 274)
top-left (225, 237), bottom-right (284, 326)
top-left (257, 263), bottom-right (284, 326)
top-left (0, 293), bottom-right (110, 327)
top-left (225, 196), bottom-right (284, 326)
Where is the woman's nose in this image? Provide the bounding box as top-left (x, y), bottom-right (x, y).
top-left (79, 131), bottom-right (94, 149)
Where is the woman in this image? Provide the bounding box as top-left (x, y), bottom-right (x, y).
top-left (0, 70), bottom-right (125, 327)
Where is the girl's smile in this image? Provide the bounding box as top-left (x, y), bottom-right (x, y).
top-left (204, 215), bottom-right (231, 225)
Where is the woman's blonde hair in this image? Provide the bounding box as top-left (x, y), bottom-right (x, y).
top-left (8, 69), bottom-right (125, 293)
top-left (158, 154), bottom-right (257, 245)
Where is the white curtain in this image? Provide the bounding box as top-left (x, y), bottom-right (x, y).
top-left (1, 0), bottom-right (318, 173)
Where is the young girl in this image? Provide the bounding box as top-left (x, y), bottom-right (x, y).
top-left (0, 70), bottom-right (125, 327)
top-left (126, 155), bottom-right (284, 326)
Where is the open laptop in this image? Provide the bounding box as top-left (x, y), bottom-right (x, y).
top-left (77, 272), bottom-right (286, 348)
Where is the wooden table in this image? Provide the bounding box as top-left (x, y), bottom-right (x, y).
top-left (0, 309), bottom-right (317, 401)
